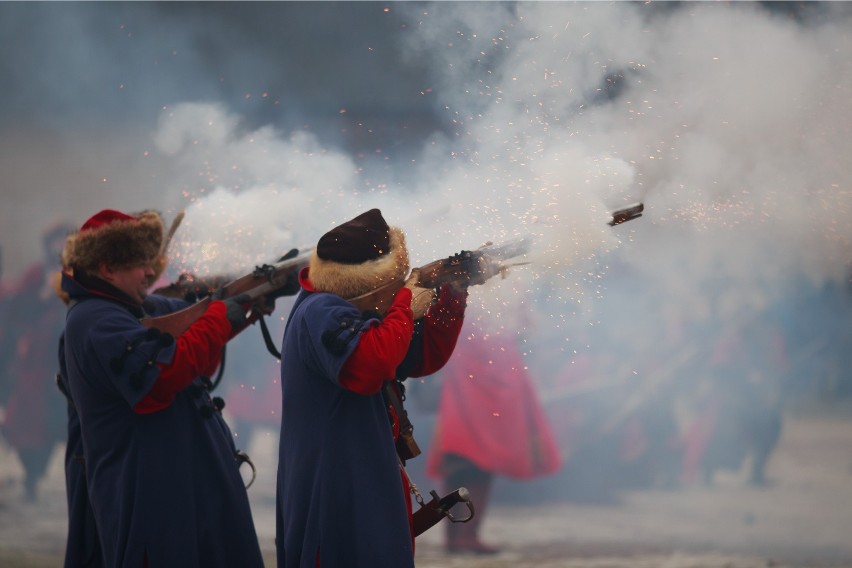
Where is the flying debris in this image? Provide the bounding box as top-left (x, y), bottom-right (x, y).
top-left (608, 203), bottom-right (644, 226)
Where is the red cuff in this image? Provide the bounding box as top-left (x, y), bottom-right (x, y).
top-left (427, 283), bottom-right (467, 328)
top-left (411, 284), bottom-right (466, 377)
top-left (134, 301), bottom-right (230, 414)
top-left (339, 287), bottom-right (414, 395)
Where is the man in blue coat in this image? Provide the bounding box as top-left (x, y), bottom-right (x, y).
top-left (59, 208), bottom-right (265, 567)
top-left (276, 209), bottom-right (468, 567)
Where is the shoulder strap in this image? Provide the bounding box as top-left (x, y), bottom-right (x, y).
top-left (258, 315), bottom-right (282, 359)
top-left (382, 380), bottom-right (421, 463)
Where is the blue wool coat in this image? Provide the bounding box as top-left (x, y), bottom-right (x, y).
top-left (57, 334), bottom-right (102, 568)
top-left (61, 274), bottom-right (264, 568)
top-left (276, 290), bottom-right (415, 568)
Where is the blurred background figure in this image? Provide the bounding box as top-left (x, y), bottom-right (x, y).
top-left (0, 222), bottom-right (72, 502)
top-left (679, 318), bottom-right (787, 488)
top-left (424, 310), bottom-right (562, 554)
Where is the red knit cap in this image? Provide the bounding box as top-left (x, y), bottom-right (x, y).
top-left (80, 209), bottom-right (135, 232)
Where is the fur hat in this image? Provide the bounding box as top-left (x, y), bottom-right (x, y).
top-left (316, 208), bottom-right (391, 264)
top-left (309, 208), bottom-right (410, 299)
top-left (61, 209), bottom-right (165, 277)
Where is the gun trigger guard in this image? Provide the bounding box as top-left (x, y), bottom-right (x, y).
top-left (447, 499), bottom-right (475, 524)
top-left (236, 450), bottom-right (257, 490)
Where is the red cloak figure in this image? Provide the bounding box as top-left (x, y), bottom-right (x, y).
top-left (427, 314), bottom-right (562, 553)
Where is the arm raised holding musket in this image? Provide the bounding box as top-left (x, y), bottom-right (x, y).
top-left (347, 237), bottom-right (531, 316)
top-left (142, 247), bottom-right (309, 337)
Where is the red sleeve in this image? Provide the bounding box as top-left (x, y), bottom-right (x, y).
top-left (411, 283), bottom-right (467, 377)
top-left (133, 300), bottom-right (232, 414)
top-left (339, 287), bottom-right (414, 396)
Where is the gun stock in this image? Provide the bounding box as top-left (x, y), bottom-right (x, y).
top-left (141, 249), bottom-right (312, 336)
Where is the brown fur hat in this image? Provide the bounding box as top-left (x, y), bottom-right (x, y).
top-left (61, 209), bottom-right (165, 278)
top-left (309, 209), bottom-right (410, 299)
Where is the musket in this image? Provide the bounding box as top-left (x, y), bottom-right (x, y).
top-left (348, 238), bottom-right (532, 316)
top-left (141, 248), bottom-right (310, 337)
top-left (152, 272), bottom-right (231, 302)
top-left (347, 203), bottom-right (644, 316)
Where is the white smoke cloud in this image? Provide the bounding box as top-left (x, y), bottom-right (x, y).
top-left (132, 2), bottom-right (851, 335)
top-left (153, 102), bottom-right (370, 276)
top-left (393, 1), bottom-right (851, 325)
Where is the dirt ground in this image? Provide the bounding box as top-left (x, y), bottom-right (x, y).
top-left (2, 409), bottom-right (852, 568)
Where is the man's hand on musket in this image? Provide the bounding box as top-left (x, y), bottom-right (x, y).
top-left (405, 268), bottom-right (437, 320)
top-left (448, 249), bottom-right (490, 289)
top-left (211, 288), bottom-right (275, 334)
top-left (269, 248), bottom-right (302, 298)
top-left (403, 268), bottom-right (422, 291)
top-left (254, 294), bottom-right (277, 318)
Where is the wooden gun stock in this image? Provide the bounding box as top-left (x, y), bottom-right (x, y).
top-left (141, 249), bottom-right (312, 336)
